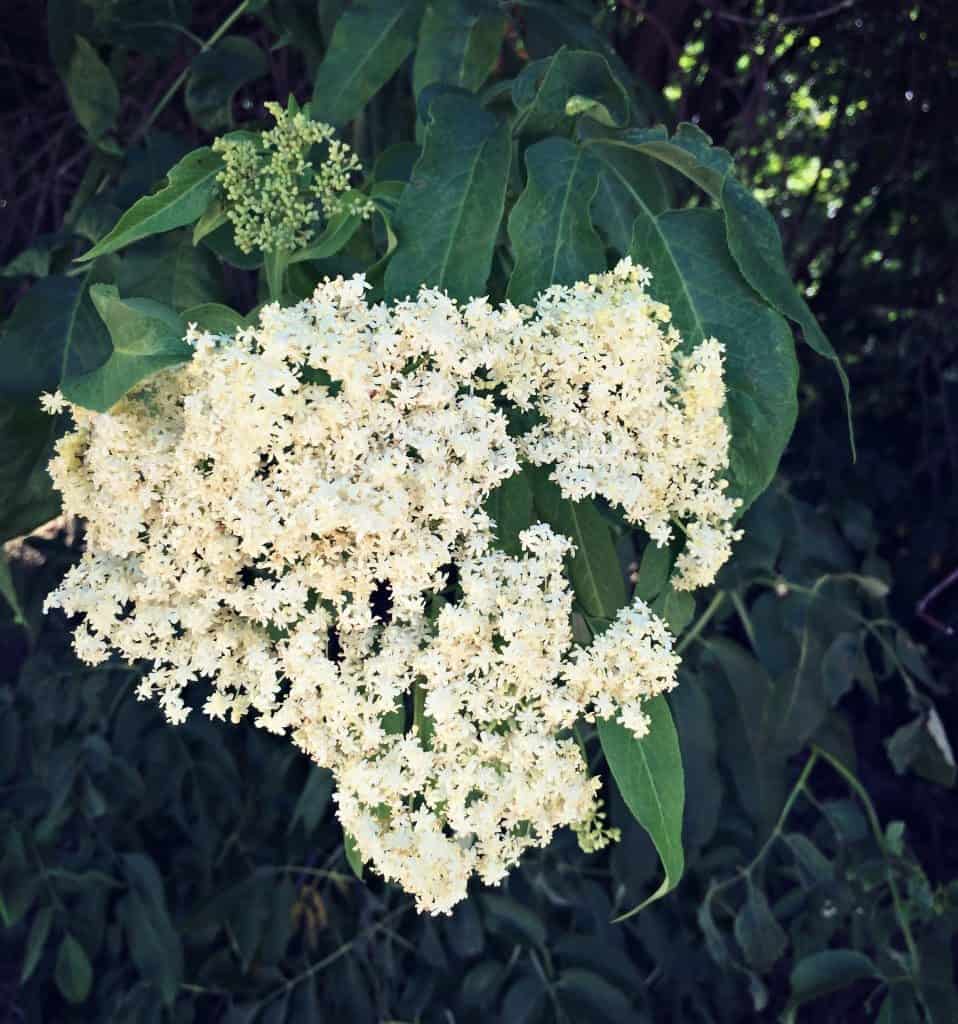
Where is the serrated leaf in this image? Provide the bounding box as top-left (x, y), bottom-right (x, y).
top-left (734, 879), bottom-right (787, 973)
top-left (77, 148), bottom-right (224, 261)
top-left (185, 36), bottom-right (267, 131)
top-left (630, 207), bottom-right (798, 510)
top-left (600, 696), bottom-right (685, 918)
top-left (61, 285), bottom-right (190, 411)
top-left (64, 36), bottom-right (118, 142)
top-left (507, 137), bottom-right (605, 305)
top-left (54, 933), bottom-right (93, 1004)
top-left (412, 0), bottom-right (506, 98)
top-left (312, 0), bottom-right (425, 126)
top-left (384, 92), bottom-right (510, 302)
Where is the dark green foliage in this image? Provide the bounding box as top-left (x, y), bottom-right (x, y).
top-left (2, 0), bottom-right (956, 1021)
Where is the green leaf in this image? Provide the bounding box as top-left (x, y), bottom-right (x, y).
top-left (0, 402), bottom-right (62, 543)
top-left (180, 303), bottom-right (249, 335)
top-left (118, 854), bottom-right (183, 1006)
top-left (484, 467), bottom-right (534, 557)
top-left (630, 207), bottom-right (798, 509)
top-left (734, 879), bottom-right (788, 973)
top-left (0, 275), bottom-right (111, 397)
top-left (412, 0), bottom-right (506, 98)
top-left (531, 470), bottom-right (626, 623)
top-left (76, 148), bottom-right (224, 262)
top-left (311, 0), bottom-right (425, 126)
top-left (506, 137), bottom-right (605, 305)
top-left (64, 36), bottom-right (119, 143)
top-left (0, 550), bottom-right (28, 630)
top-left (185, 36), bottom-right (268, 131)
top-left (651, 585), bottom-right (695, 635)
top-left (786, 949), bottom-right (878, 1015)
top-left (385, 92), bottom-right (510, 302)
top-left (20, 905), bottom-right (54, 982)
top-left (116, 234), bottom-right (226, 311)
top-left (580, 122), bottom-right (669, 256)
top-left (289, 766), bottom-right (333, 835)
top-left (61, 285), bottom-right (190, 412)
top-left (288, 196), bottom-right (365, 264)
top-left (633, 542), bottom-right (671, 603)
top-left (599, 696), bottom-right (685, 917)
top-left (721, 176), bottom-right (853, 456)
top-left (344, 831), bottom-right (364, 880)
top-left (54, 933), bottom-right (93, 1004)
top-left (512, 48), bottom-right (631, 138)
top-left (614, 122), bottom-right (733, 201)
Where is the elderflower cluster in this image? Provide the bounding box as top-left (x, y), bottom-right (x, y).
top-left (472, 259), bottom-right (742, 589)
top-left (213, 101), bottom-right (373, 255)
top-left (43, 263), bottom-right (738, 912)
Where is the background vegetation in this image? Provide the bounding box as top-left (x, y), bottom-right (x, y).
top-left (1, 1), bottom-right (956, 1021)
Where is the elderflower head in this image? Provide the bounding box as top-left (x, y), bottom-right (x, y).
top-left (212, 100), bottom-right (374, 254)
top-left (471, 258), bottom-right (742, 589)
top-left (42, 265), bottom-right (741, 912)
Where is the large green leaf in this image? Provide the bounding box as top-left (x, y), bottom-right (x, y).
top-left (0, 276), bottom-right (111, 396)
top-left (512, 48), bottom-right (631, 138)
top-left (412, 0), bottom-right (506, 98)
top-left (64, 36), bottom-right (119, 143)
top-left (579, 123), bottom-right (669, 256)
top-left (76, 148), bottom-right (224, 262)
top-left (61, 285), bottom-right (191, 412)
top-left (384, 92), bottom-right (510, 302)
top-left (506, 137), bottom-right (605, 305)
top-left (721, 176), bottom-right (853, 454)
top-left (185, 36), bottom-right (268, 131)
top-left (598, 697), bottom-right (685, 916)
top-left (311, 0), bottom-right (425, 126)
top-left (630, 207), bottom-right (798, 510)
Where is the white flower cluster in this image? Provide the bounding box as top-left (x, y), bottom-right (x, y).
top-left (476, 260), bottom-right (742, 589)
top-left (43, 262), bottom-right (736, 912)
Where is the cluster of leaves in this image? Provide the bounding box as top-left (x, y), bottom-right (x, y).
top-left (1, 0), bottom-right (956, 1021)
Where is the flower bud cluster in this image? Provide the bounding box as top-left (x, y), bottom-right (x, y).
top-left (43, 263), bottom-right (736, 912)
top-left (212, 101), bottom-right (373, 255)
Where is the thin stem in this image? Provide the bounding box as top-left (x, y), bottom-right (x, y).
top-left (131, 0), bottom-right (251, 144)
top-left (676, 590), bottom-right (725, 654)
top-left (812, 744), bottom-right (921, 975)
